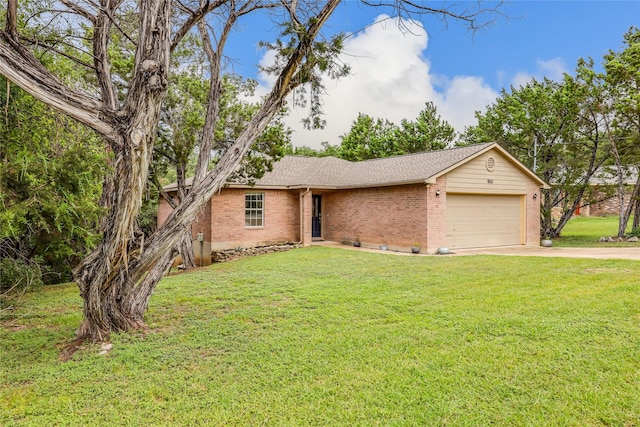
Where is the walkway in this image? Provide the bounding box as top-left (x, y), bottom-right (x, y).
top-left (312, 241), bottom-right (640, 261)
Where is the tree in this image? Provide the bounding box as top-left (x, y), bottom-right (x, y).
top-left (339, 113), bottom-right (400, 160)
top-left (153, 72), bottom-right (291, 270)
top-left (0, 0), bottom-right (501, 342)
top-left (286, 141), bottom-right (340, 157)
top-left (396, 102), bottom-right (456, 152)
top-left (0, 76), bottom-right (106, 284)
top-left (465, 70), bottom-right (609, 238)
top-left (603, 27), bottom-right (640, 235)
top-left (339, 102), bottom-right (456, 161)
top-left (152, 57), bottom-right (207, 269)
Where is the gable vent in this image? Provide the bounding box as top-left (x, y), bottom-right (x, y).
top-left (486, 157), bottom-right (496, 172)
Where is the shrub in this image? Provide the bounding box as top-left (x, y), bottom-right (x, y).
top-left (626, 227), bottom-right (640, 238)
top-left (0, 257), bottom-right (43, 315)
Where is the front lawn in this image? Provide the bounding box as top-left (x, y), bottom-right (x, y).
top-left (554, 215), bottom-right (636, 247)
top-left (2, 247), bottom-right (639, 426)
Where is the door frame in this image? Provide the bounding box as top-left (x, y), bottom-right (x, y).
top-left (312, 194), bottom-right (322, 239)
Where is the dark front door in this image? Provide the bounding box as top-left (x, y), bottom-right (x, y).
top-left (312, 195), bottom-right (322, 238)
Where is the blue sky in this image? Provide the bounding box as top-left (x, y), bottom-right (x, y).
top-left (226, 1), bottom-right (640, 148)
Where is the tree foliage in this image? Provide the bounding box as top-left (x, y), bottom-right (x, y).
top-left (465, 71), bottom-right (610, 238)
top-left (465, 29), bottom-right (640, 238)
top-left (0, 77), bottom-right (106, 283)
top-left (602, 27), bottom-right (640, 234)
top-left (286, 141), bottom-right (340, 157)
top-left (339, 102), bottom-right (457, 161)
top-left (339, 113), bottom-right (400, 160)
top-left (396, 102), bottom-right (456, 153)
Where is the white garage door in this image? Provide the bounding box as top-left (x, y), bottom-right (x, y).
top-left (446, 194), bottom-right (523, 249)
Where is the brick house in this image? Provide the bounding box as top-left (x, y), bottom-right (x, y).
top-left (158, 142), bottom-right (548, 264)
top-left (577, 170), bottom-right (639, 217)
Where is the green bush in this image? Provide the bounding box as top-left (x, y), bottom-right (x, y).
top-left (626, 227), bottom-right (640, 238)
top-left (0, 258), bottom-right (43, 311)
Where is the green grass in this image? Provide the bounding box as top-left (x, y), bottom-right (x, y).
top-left (554, 216), bottom-right (636, 247)
top-left (2, 247), bottom-right (640, 426)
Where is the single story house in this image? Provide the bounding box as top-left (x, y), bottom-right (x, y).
top-left (576, 169), bottom-right (639, 217)
top-left (158, 142), bottom-right (548, 264)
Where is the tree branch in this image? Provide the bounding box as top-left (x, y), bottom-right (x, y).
top-left (0, 38), bottom-right (116, 137)
top-left (20, 36), bottom-right (97, 70)
top-left (135, 0), bottom-right (342, 277)
top-left (171, 0), bottom-right (227, 52)
top-left (361, 0), bottom-right (505, 31)
top-left (60, 0), bottom-right (97, 24)
top-left (93, 0), bottom-right (123, 109)
top-left (191, 8), bottom-right (238, 186)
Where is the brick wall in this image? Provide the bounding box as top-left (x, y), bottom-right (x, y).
top-left (526, 181), bottom-right (542, 245)
top-left (157, 194), bottom-right (213, 265)
top-left (323, 183), bottom-right (429, 250)
top-left (157, 195), bottom-right (211, 240)
top-left (157, 195), bottom-right (174, 229)
top-left (301, 190), bottom-right (313, 246)
top-left (425, 177), bottom-right (446, 253)
top-left (586, 188), bottom-right (632, 217)
top-left (158, 173), bottom-right (544, 256)
top-left (210, 188), bottom-right (300, 249)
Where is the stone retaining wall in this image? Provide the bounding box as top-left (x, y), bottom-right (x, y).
top-left (212, 243), bottom-right (302, 263)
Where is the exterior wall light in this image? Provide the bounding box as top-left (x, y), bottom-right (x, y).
top-left (435, 189), bottom-right (441, 197)
top-left (533, 193), bottom-right (538, 200)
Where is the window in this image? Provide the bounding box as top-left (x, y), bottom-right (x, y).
top-left (245, 192), bottom-right (264, 227)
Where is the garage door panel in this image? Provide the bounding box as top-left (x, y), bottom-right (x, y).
top-left (446, 194), bottom-right (522, 249)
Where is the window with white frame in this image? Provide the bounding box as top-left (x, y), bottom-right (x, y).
top-left (245, 192), bottom-right (264, 227)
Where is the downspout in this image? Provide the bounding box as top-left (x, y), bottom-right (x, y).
top-left (299, 188), bottom-right (311, 245)
top-left (425, 181), bottom-right (430, 253)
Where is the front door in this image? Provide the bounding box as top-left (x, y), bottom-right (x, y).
top-left (312, 195), bottom-right (322, 238)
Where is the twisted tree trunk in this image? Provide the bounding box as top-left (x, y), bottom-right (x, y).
top-left (176, 164), bottom-right (196, 269)
top-left (71, 0), bottom-right (173, 341)
top-left (71, 0), bottom-right (342, 342)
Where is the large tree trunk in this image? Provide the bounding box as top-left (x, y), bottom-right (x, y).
top-left (620, 172), bottom-right (640, 235)
top-left (176, 163), bottom-right (196, 269)
top-left (72, 0), bottom-right (173, 342)
top-left (178, 231), bottom-right (196, 269)
top-left (71, 0), bottom-right (342, 342)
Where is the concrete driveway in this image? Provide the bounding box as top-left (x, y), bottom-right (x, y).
top-left (452, 245), bottom-right (640, 261)
top-left (313, 241), bottom-right (640, 261)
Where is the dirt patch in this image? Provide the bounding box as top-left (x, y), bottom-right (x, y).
top-left (584, 268), bottom-right (633, 274)
top-left (1, 321), bottom-right (28, 332)
top-left (58, 338), bottom-right (86, 362)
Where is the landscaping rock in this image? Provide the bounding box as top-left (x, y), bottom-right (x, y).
top-left (628, 236), bottom-right (639, 242)
top-left (212, 243), bottom-right (302, 263)
top-left (98, 343), bottom-right (113, 355)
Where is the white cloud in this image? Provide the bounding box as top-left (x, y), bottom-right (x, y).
top-left (256, 15), bottom-right (499, 149)
top-left (511, 71), bottom-right (534, 89)
top-left (537, 58), bottom-right (568, 81)
top-left (510, 57), bottom-right (568, 88)
top-left (438, 76), bottom-right (498, 132)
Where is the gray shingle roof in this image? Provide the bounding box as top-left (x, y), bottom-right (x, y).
top-left (164, 142), bottom-right (534, 191)
top-left (254, 143), bottom-right (494, 188)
